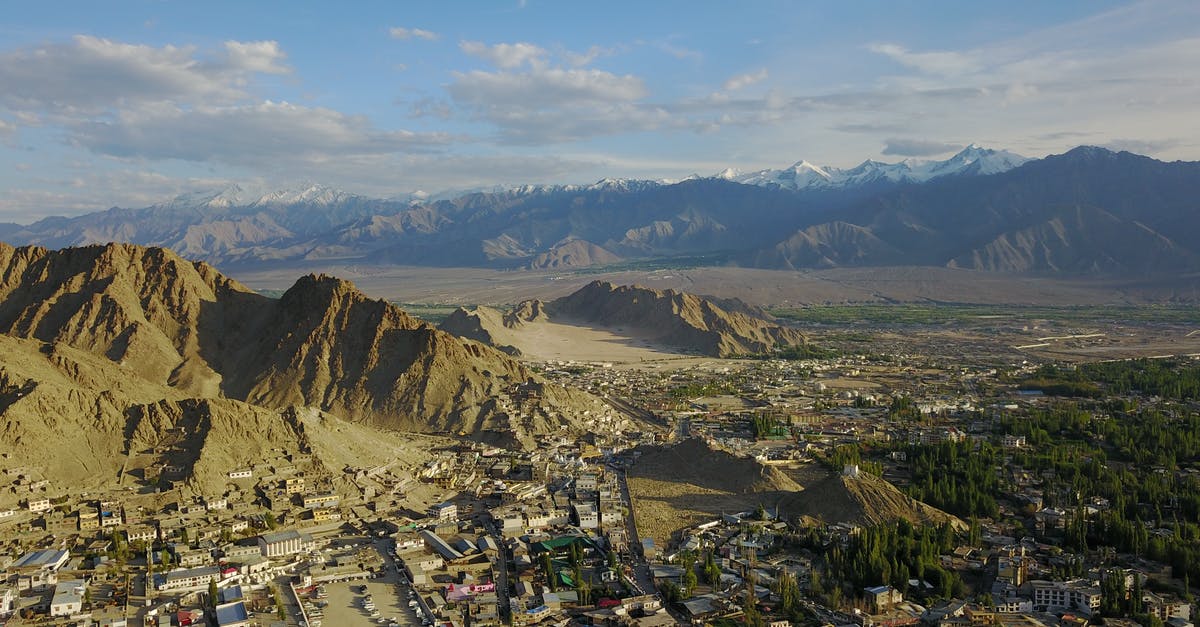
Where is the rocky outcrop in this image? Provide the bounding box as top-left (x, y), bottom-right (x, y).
top-left (547, 281), bottom-right (808, 357)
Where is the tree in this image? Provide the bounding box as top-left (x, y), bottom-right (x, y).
top-left (703, 551), bottom-right (722, 586)
top-left (658, 581), bottom-right (682, 604)
top-left (209, 580), bottom-right (219, 606)
top-left (264, 512), bottom-right (278, 530)
top-left (541, 552), bottom-right (557, 592)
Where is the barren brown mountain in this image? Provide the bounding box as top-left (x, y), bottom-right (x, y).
top-left (546, 280), bottom-right (808, 356)
top-left (0, 243), bottom-right (609, 445)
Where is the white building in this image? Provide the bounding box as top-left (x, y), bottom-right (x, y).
top-left (154, 566), bottom-right (221, 592)
top-left (573, 503), bottom-right (598, 529)
top-left (50, 579), bottom-right (86, 617)
top-left (27, 498), bottom-right (51, 513)
top-left (1031, 580), bottom-right (1102, 614)
top-left (257, 529), bottom-right (314, 558)
top-left (429, 501), bottom-right (457, 521)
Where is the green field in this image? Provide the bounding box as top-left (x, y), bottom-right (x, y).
top-left (768, 303), bottom-right (1200, 326)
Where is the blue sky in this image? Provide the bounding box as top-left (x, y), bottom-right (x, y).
top-left (1, 0), bottom-right (1197, 221)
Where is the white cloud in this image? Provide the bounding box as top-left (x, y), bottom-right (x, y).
top-left (449, 68), bottom-right (646, 107)
top-left (0, 35), bottom-right (290, 115)
top-left (658, 42), bottom-right (702, 62)
top-left (722, 69), bottom-right (768, 92)
top-left (71, 101), bottom-right (450, 165)
top-left (881, 138), bottom-right (962, 157)
top-left (389, 27), bottom-right (439, 41)
top-left (563, 45), bottom-right (613, 68)
top-left (868, 43), bottom-right (981, 76)
top-left (220, 40), bottom-right (290, 74)
top-left (460, 41), bottom-right (547, 69)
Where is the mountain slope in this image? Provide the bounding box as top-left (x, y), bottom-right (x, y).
top-left (0, 242), bottom-right (608, 443)
top-left (753, 147), bottom-right (1200, 274)
top-left (546, 280), bottom-right (808, 357)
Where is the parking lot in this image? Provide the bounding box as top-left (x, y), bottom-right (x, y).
top-left (310, 568), bottom-right (422, 627)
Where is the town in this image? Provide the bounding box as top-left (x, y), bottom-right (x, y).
top-left (1, 310), bottom-right (1199, 627)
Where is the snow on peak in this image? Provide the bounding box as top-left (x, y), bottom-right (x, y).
top-left (153, 184), bottom-right (249, 212)
top-left (253, 183), bottom-right (358, 206)
top-left (715, 145), bottom-right (1029, 191)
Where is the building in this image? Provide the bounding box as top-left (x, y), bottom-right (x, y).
top-left (228, 469), bottom-right (252, 480)
top-left (79, 509), bottom-right (100, 531)
top-left (284, 477), bottom-right (306, 494)
top-left (257, 529), bottom-right (314, 558)
top-left (573, 503), bottom-right (599, 529)
top-left (154, 566), bottom-right (221, 592)
top-left (50, 579), bottom-right (87, 617)
top-left (302, 493), bottom-right (339, 510)
top-left (1143, 592), bottom-right (1192, 622)
top-left (420, 529), bottom-right (464, 561)
top-left (1003, 435), bottom-right (1027, 449)
top-left (430, 501), bottom-right (457, 521)
top-left (214, 601), bottom-right (251, 627)
top-left (27, 498), bottom-right (52, 513)
top-left (1031, 580), bottom-right (1102, 614)
top-left (865, 585), bottom-right (903, 613)
top-left (0, 586), bottom-right (15, 618)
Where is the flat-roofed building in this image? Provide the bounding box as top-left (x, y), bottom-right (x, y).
top-left (257, 529), bottom-right (314, 558)
top-left (50, 579), bottom-right (86, 616)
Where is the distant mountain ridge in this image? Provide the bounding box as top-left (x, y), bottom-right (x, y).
top-left (3, 146), bottom-right (1199, 277)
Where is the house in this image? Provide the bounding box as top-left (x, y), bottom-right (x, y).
top-left (302, 493), bottom-right (339, 510)
top-left (50, 579), bottom-right (87, 617)
top-left (27, 498), bottom-right (52, 513)
top-left (1030, 580), bottom-right (1102, 614)
top-left (865, 585), bottom-right (903, 613)
top-left (0, 586), bottom-right (16, 618)
top-left (79, 509), bottom-right (100, 531)
top-left (257, 529), bottom-right (314, 558)
top-left (430, 501), bottom-right (457, 521)
top-left (154, 566), bottom-right (222, 591)
top-left (214, 600), bottom-right (251, 627)
top-left (228, 469), bottom-right (252, 480)
top-left (573, 503), bottom-right (598, 529)
top-left (126, 526), bottom-right (158, 544)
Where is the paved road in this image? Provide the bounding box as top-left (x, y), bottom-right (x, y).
top-left (484, 517), bottom-right (512, 620)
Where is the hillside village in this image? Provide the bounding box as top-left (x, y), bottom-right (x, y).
top-left (2, 333), bottom-right (1198, 627)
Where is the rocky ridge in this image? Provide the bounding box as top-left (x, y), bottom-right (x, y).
top-left (0, 243), bottom-right (614, 450)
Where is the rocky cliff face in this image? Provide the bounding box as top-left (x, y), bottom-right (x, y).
top-left (547, 280), bottom-right (808, 357)
top-left (0, 243), bottom-right (605, 442)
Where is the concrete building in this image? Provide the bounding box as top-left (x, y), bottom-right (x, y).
top-left (50, 579), bottom-right (86, 617)
top-left (430, 501), bottom-right (457, 521)
top-left (257, 529), bottom-right (314, 558)
top-left (1031, 580), bottom-right (1102, 614)
top-left (154, 566), bottom-right (221, 592)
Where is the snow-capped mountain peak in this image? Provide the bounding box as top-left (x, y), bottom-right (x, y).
top-left (717, 144), bottom-right (1029, 191)
top-left (152, 184), bottom-right (250, 212)
top-left (252, 183), bottom-right (359, 207)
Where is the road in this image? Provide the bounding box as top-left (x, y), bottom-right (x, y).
top-left (614, 467), bottom-right (656, 595)
top-left (484, 517), bottom-right (512, 621)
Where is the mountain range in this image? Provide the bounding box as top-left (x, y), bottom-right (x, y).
top-left (0, 243), bottom-right (616, 457)
top-left (3, 146), bottom-right (1199, 276)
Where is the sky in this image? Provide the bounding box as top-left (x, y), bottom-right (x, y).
top-left (1, 0), bottom-right (1198, 222)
